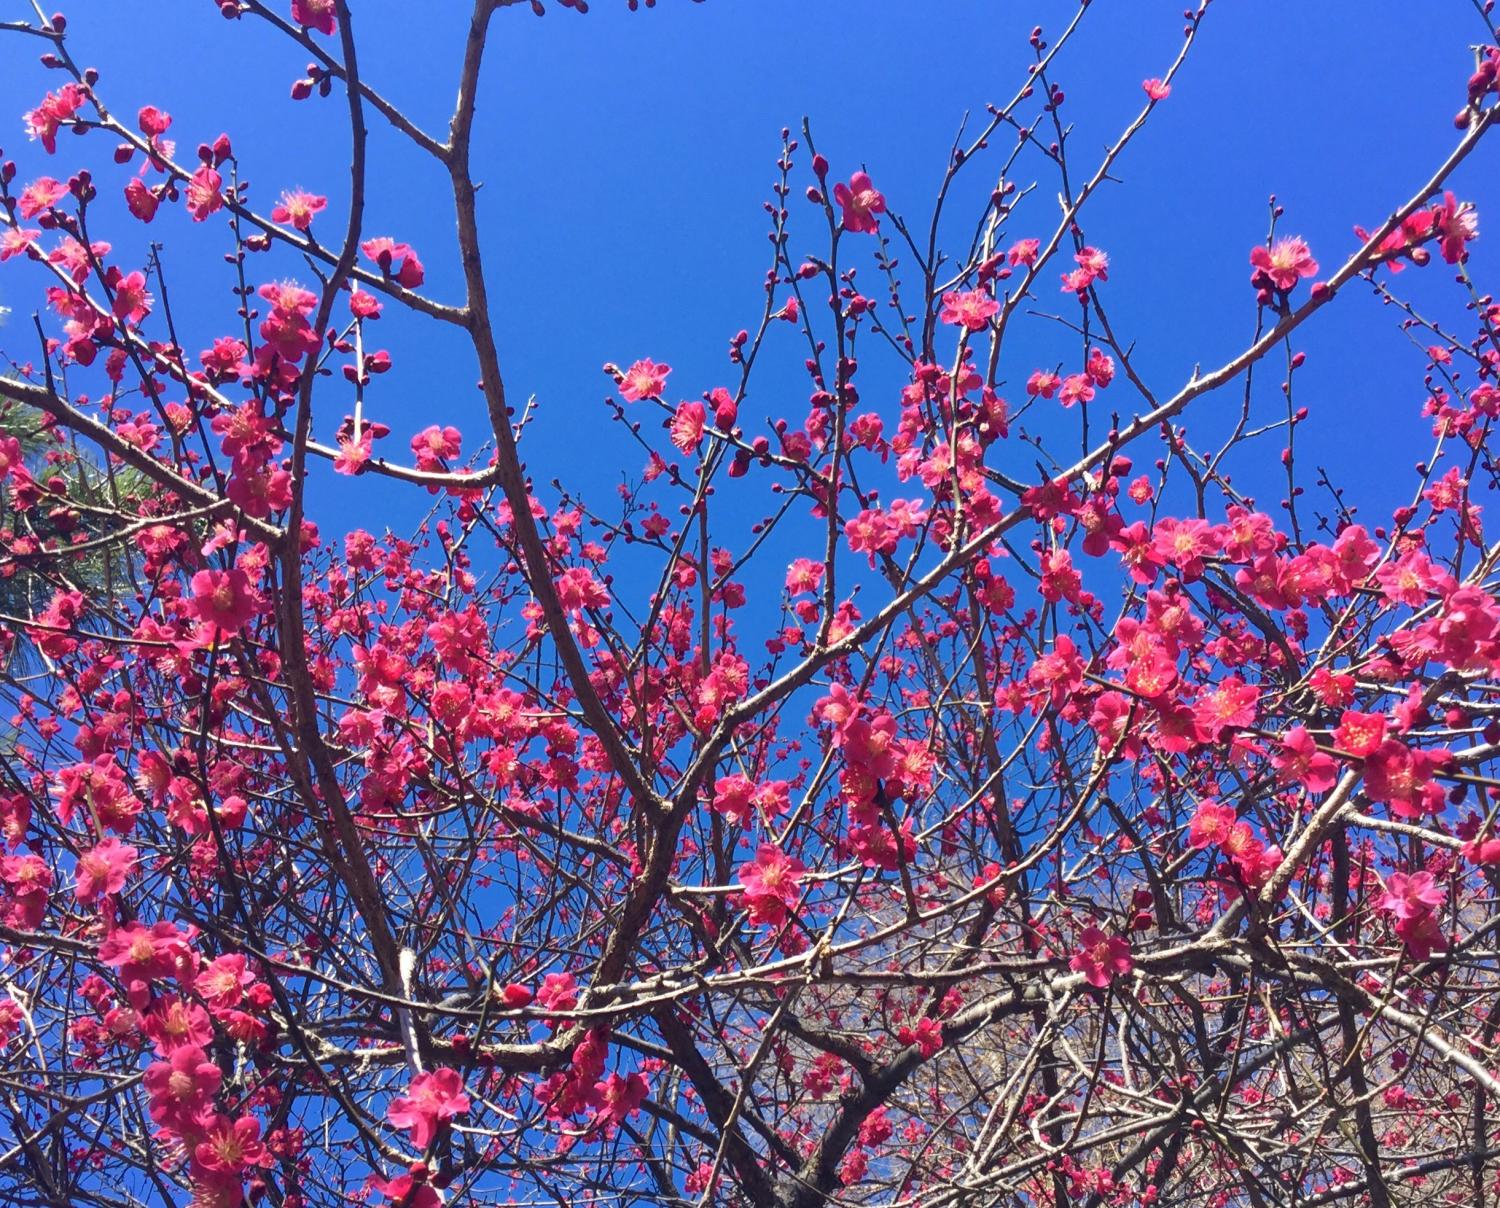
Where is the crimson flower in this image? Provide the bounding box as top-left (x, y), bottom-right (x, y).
top-left (738, 843), bottom-right (805, 927)
top-left (291, 0), bottom-right (338, 35)
top-left (73, 838), bottom-right (136, 904)
top-left (272, 189), bottom-right (328, 231)
top-left (1249, 236), bottom-right (1318, 292)
top-left (1069, 926), bottom-right (1133, 989)
top-left (188, 567), bottom-right (261, 639)
top-left (939, 288), bottom-right (1000, 332)
top-left (387, 1067), bottom-right (471, 1150)
top-left (619, 358), bottom-right (672, 402)
top-left (832, 171), bottom-right (886, 234)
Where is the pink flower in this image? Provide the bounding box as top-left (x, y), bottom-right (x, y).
top-left (291, 0), bottom-right (338, 34)
top-left (258, 281), bottom-right (322, 362)
top-left (369, 1172), bottom-right (439, 1208)
top-left (1380, 871), bottom-right (1445, 922)
top-left (939, 288), bottom-right (999, 332)
top-left (186, 166), bottom-right (225, 222)
top-left (1026, 370), bottom-right (1061, 399)
top-left (0, 228), bottom-right (40, 262)
top-left (143, 1044), bottom-right (221, 1131)
top-left (1142, 78), bottom-right (1171, 101)
top-left (387, 1067), bottom-right (470, 1150)
top-left (411, 424), bottom-right (461, 470)
top-left (125, 177), bottom-right (160, 223)
top-left (619, 358), bottom-right (671, 402)
top-left (272, 189), bottom-right (328, 231)
top-left (1069, 926), bottom-right (1133, 988)
top-left (669, 400), bottom-right (707, 453)
top-left (1007, 237), bottom-right (1041, 267)
top-left (738, 844), bottom-right (805, 927)
top-left (1025, 633), bottom-right (1084, 709)
top-left (360, 237), bottom-right (425, 288)
top-left (1333, 710), bottom-right (1386, 758)
top-left (1187, 800), bottom-right (1237, 849)
top-left (1394, 910), bottom-right (1446, 960)
top-left (193, 1113), bottom-right (267, 1175)
top-left (1250, 237), bottom-right (1318, 292)
top-left (196, 954), bottom-right (255, 1009)
top-left (1436, 191), bottom-right (1479, 264)
top-left (350, 286), bottom-right (382, 319)
top-left (554, 567), bottom-right (609, 614)
top-left (17, 177), bottom-right (67, 220)
top-left (785, 558), bottom-right (824, 595)
top-left (23, 84), bottom-right (86, 154)
top-left (536, 971), bottom-right (579, 1017)
top-left (712, 773), bottom-right (756, 825)
top-left (74, 838), bottom-right (136, 904)
top-left (832, 171), bottom-right (886, 234)
top-left (260, 281), bottom-right (319, 317)
top-left (1058, 373), bottom-right (1095, 408)
top-left (188, 567), bottom-right (261, 639)
top-left (109, 269), bottom-right (153, 325)
top-left (592, 1071), bottom-right (648, 1132)
top-left (897, 1015), bottom-right (944, 1058)
top-left (98, 920), bottom-right (193, 985)
top-left (1062, 246), bottom-right (1109, 293)
top-left (1272, 726), bottom-right (1339, 793)
top-left (137, 105), bottom-right (172, 138)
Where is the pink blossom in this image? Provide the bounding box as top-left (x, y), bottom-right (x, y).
top-left (109, 269), bottom-right (153, 325)
top-left (620, 358), bottom-right (671, 402)
top-left (186, 166), bottom-right (225, 222)
top-left (1379, 871), bottom-right (1445, 921)
top-left (832, 171), bottom-right (886, 234)
top-left (738, 843), bottom-right (804, 926)
top-left (1436, 191), bottom-right (1479, 264)
top-left (592, 1071), bottom-right (648, 1132)
top-left (536, 971), bottom-right (579, 1016)
top-left (188, 567), bottom-right (261, 639)
top-left (897, 1015), bottom-right (944, 1058)
top-left (411, 424), bottom-right (461, 471)
top-left (196, 954), bottom-right (255, 1009)
top-left (193, 1113), bottom-right (267, 1175)
top-left (291, 0), bottom-right (338, 34)
top-left (137, 105), bottom-right (172, 138)
top-left (1058, 373), bottom-right (1095, 408)
top-left (124, 177), bottom-right (161, 223)
top-left (97, 920), bottom-right (194, 986)
top-left (23, 84), bottom-right (86, 154)
top-left (272, 190), bottom-right (328, 231)
top-left (669, 400), bottom-right (707, 453)
top-left (1061, 247), bottom-right (1109, 293)
top-left (939, 288), bottom-right (999, 332)
top-left (1142, 78), bottom-right (1171, 100)
top-left (1187, 799), bottom-right (1237, 849)
top-left (387, 1067), bottom-right (470, 1150)
top-left (360, 237), bottom-right (425, 288)
top-left (1272, 726), bottom-right (1339, 793)
top-left (0, 228), bottom-right (38, 262)
top-left (1250, 237), bottom-right (1318, 292)
top-left (143, 1044), bottom-right (221, 1131)
top-left (17, 177), bottom-right (67, 220)
top-left (1069, 926), bottom-right (1133, 988)
top-left (74, 838), bottom-right (136, 904)
top-left (1007, 237), bottom-right (1040, 267)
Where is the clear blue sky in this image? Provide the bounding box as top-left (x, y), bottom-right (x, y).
top-left (1, 0), bottom-right (1494, 541)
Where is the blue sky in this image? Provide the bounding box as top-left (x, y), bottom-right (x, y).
top-left (1, 0), bottom-right (1494, 547)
